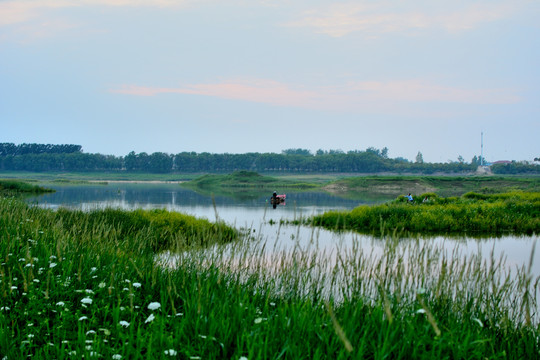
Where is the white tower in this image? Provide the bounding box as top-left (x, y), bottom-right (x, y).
top-left (480, 132), bottom-right (484, 166)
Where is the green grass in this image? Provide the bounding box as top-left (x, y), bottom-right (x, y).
top-left (0, 179), bottom-right (55, 196)
top-left (1, 186), bottom-right (539, 358)
top-left (182, 171), bottom-right (319, 199)
top-left (307, 191), bottom-right (540, 236)
top-left (0, 171), bottom-right (199, 182)
top-left (325, 175), bottom-right (540, 198)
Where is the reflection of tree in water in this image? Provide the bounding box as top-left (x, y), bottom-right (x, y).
top-left (26, 184), bottom-right (383, 209)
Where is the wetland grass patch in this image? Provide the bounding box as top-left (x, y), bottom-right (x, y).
top-left (308, 191), bottom-right (540, 236)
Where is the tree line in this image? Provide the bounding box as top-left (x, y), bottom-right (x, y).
top-left (0, 143), bottom-right (82, 156)
top-left (0, 143), bottom-right (538, 175)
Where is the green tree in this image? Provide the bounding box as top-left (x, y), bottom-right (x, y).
top-left (415, 151), bottom-right (424, 164)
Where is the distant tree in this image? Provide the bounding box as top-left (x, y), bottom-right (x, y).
top-left (471, 155), bottom-right (486, 166)
top-left (366, 147), bottom-right (380, 157)
top-left (457, 155), bottom-right (464, 163)
top-left (415, 151), bottom-right (424, 164)
top-left (381, 147), bottom-right (389, 159)
top-left (282, 148), bottom-right (312, 156)
top-left (328, 149), bottom-right (344, 155)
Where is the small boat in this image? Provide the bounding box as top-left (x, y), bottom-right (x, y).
top-left (270, 194), bottom-right (286, 204)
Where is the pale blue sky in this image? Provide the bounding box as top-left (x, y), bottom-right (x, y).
top-left (1, 0), bottom-right (538, 163)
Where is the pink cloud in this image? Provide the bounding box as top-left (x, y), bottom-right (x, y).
top-left (109, 79), bottom-right (521, 113)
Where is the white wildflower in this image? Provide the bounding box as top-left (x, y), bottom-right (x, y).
top-left (98, 282), bottom-right (106, 289)
top-left (112, 355), bottom-right (122, 360)
top-left (133, 282), bottom-right (141, 288)
top-left (164, 349), bottom-right (177, 356)
top-left (49, 263), bottom-right (57, 268)
top-left (147, 302), bottom-right (161, 311)
top-left (119, 321), bottom-right (130, 328)
top-left (56, 301), bottom-right (65, 307)
top-left (81, 297), bottom-right (93, 305)
top-left (145, 313), bottom-right (155, 323)
top-left (79, 316), bottom-right (88, 321)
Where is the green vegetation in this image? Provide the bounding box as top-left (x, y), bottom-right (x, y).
top-left (0, 170), bottom-right (198, 182)
top-left (1, 194), bottom-right (539, 358)
top-left (324, 175), bottom-right (540, 198)
top-left (182, 171), bottom-right (318, 199)
top-left (308, 191), bottom-right (540, 236)
top-left (52, 207), bottom-right (237, 252)
top-left (0, 179), bottom-right (55, 196)
top-left (6, 142), bottom-right (539, 175)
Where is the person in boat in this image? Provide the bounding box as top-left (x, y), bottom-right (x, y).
top-left (271, 191), bottom-right (278, 209)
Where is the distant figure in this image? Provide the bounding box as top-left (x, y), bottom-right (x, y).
top-left (271, 191), bottom-right (278, 209)
top-left (406, 193), bottom-right (413, 203)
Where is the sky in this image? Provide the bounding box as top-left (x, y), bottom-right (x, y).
top-left (1, 0), bottom-right (539, 163)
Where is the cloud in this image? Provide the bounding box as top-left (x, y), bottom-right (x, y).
top-left (109, 78), bottom-right (521, 113)
top-left (284, 2), bottom-right (516, 37)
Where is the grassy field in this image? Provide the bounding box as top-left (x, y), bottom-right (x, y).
top-left (0, 171), bottom-right (200, 182)
top-left (181, 171), bottom-right (319, 199)
top-left (323, 175), bottom-right (540, 199)
top-left (1, 182), bottom-right (540, 358)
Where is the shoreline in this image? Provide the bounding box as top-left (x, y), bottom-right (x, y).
top-left (87, 180), bottom-right (185, 184)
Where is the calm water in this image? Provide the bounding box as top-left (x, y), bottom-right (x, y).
top-left (27, 182), bottom-right (540, 280)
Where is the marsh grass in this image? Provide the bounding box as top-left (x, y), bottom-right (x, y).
top-left (0, 179), bottom-right (55, 196)
top-left (308, 191), bottom-right (540, 236)
top-left (1, 197), bottom-right (539, 359)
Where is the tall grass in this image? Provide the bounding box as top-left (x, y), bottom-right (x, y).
top-left (0, 179), bottom-right (55, 195)
top-left (308, 191), bottom-right (540, 236)
top-left (1, 197), bottom-right (539, 358)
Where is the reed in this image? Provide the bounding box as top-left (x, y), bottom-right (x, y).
top-left (0, 197), bottom-right (539, 359)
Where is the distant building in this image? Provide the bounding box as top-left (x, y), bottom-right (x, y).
top-left (492, 160), bottom-right (512, 165)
